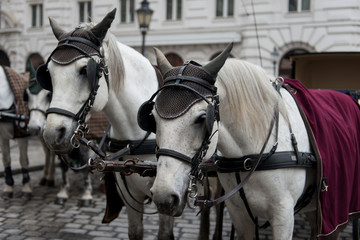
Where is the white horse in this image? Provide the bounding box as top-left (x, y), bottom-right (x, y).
top-left (144, 44), bottom-right (322, 239)
top-left (25, 67), bottom-right (93, 206)
top-left (38, 9), bottom-right (175, 240)
top-left (0, 66), bottom-right (32, 200)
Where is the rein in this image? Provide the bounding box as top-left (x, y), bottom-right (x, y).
top-left (195, 103), bottom-right (279, 208)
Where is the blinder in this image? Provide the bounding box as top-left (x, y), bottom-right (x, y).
top-left (137, 100), bottom-right (156, 134)
top-left (36, 64), bottom-right (53, 91)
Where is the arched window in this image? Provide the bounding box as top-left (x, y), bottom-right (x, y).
top-left (279, 49), bottom-right (308, 78)
top-left (26, 53), bottom-right (45, 71)
top-left (165, 53), bottom-right (183, 66)
top-left (0, 50), bottom-right (10, 67)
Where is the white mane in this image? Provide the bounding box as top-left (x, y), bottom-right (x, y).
top-left (83, 23), bottom-right (125, 93)
top-left (217, 58), bottom-right (286, 141)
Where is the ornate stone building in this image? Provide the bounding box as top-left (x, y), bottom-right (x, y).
top-left (0, 0), bottom-right (359, 78)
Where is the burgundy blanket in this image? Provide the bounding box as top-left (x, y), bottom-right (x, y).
top-left (284, 78), bottom-right (360, 238)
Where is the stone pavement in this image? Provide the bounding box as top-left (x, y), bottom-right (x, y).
top-left (0, 138), bottom-right (355, 239)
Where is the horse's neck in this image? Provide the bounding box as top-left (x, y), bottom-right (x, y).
top-left (103, 43), bottom-right (158, 140)
top-left (0, 67), bottom-right (15, 109)
top-left (217, 88), bottom-right (311, 157)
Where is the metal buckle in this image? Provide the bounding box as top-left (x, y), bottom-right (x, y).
top-left (243, 158), bottom-right (252, 171)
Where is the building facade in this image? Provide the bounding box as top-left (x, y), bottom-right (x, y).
top-left (0, 0), bottom-right (360, 78)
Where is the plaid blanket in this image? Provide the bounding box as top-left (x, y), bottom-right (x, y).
top-left (284, 78), bottom-right (360, 238)
top-left (87, 111), bottom-right (108, 140)
top-left (2, 66), bottom-right (29, 138)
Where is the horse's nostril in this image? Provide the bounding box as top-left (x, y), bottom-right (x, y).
top-left (56, 126), bottom-right (67, 144)
top-left (170, 194), bottom-right (179, 210)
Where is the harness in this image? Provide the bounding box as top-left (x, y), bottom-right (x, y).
top-left (138, 60), bottom-right (219, 178)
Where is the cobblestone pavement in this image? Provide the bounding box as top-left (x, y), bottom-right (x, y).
top-left (0, 138), bottom-right (355, 239)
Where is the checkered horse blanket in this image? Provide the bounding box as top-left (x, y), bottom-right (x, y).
top-left (87, 111), bottom-right (108, 140)
top-left (284, 78), bottom-right (360, 238)
top-left (2, 66), bottom-right (29, 138)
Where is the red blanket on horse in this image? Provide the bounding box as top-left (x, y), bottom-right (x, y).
top-left (284, 78), bottom-right (360, 238)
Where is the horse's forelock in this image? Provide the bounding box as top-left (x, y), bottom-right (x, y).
top-left (101, 32), bottom-right (124, 93)
top-left (81, 22), bottom-right (124, 93)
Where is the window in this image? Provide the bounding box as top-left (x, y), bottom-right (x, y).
top-left (216, 0), bottom-right (234, 17)
top-left (79, 1), bottom-right (92, 23)
top-left (31, 4), bottom-right (43, 27)
top-left (289, 0), bottom-right (310, 12)
top-left (165, 53), bottom-right (183, 66)
top-left (120, 0), bottom-right (134, 23)
top-left (166, 0), bottom-right (182, 21)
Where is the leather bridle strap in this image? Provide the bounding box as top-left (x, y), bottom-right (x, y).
top-left (156, 148), bottom-right (192, 165)
top-left (46, 107), bottom-right (78, 120)
top-left (29, 108), bottom-right (47, 116)
top-left (194, 107), bottom-right (277, 208)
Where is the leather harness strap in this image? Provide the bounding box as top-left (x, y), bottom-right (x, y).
top-left (216, 151), bottom-right (316, 172)
top-left (282, 83), bottom-right (323, 233)
top-left (105, 135), bottom-right (156, 155)
top-left (194, 107), bottom-right (277, 208)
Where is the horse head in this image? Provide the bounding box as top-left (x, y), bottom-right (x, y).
top-left (39, 9), bottom-right (116, 153)
top-left (24, 59), bottom-right (51, 136)
top-left (140, 43), bottom-right (232, 216)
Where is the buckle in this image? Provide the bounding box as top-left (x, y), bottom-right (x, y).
top-left (243, 158), bottom-right (252, 171)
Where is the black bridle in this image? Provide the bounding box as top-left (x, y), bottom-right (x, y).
top-left (38, 28), bottom-right (110, 148)
top-left (140, 61), bottom-right (220, 178)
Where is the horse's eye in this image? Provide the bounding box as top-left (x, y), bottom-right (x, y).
top-left (195, 114), bottom-right (206, 124)
top-left (80, 66), bottom-right (87, 76)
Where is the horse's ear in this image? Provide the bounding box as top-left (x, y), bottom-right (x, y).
top-left (154, 47), bottom-right (173, 76)
top-left (28, 59), bottom-right (36, 80)
top-left (49, 17), bottom-right (66, 40)
top-left (91, 8), bottom-right (117, 43)
top-left (203, 42), bottom-right (233, 80)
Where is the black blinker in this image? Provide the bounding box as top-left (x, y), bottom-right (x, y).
top-left (36, 64), bottom-right (53, 92)
top-left (87, 58), bottom-right (99, 90)
top-left (137, 101), bottom-right (156, 133)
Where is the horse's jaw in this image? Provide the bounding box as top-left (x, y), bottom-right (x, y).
top-left (43, 114), bottom-right (77, 154)
top-left (150, 156), bottom-right (189, 217)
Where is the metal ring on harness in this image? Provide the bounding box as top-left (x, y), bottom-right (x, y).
top-left (243, 158), bottom-right (252, 171)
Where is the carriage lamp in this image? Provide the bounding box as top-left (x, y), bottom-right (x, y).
top-left (136, 0), bottom-right (154, 56)
top-left (271, 46), bottom-right (279, 76)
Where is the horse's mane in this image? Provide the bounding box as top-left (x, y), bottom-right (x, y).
top-left (83, 23), bottom-right (124, 93)
top-left (217, 58), bottom-right (285, 141)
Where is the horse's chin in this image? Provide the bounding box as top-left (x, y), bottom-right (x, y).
top-left (154, 194), bottom-right (187, 217)
top-left (44, 140), bottom-right (74, 154)
top-left (155, 203), bottom-right (185, 217)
